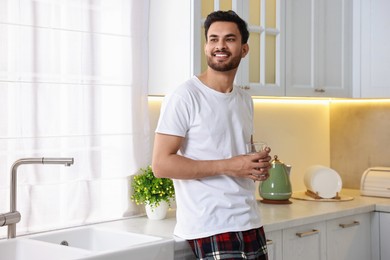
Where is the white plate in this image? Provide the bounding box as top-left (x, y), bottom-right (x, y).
top-left (304, 165), bottom-right (342, 199)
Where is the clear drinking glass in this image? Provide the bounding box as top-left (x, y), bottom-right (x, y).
top-left (246, 142), bottom-right (267, 154)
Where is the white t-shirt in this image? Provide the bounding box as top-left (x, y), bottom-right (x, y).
top-left (155, 76), bottom-right (262, 239)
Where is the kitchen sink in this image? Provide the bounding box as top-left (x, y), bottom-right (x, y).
top-left (0, 238), bottom-right (90, 260)
top-left (29, 226), bottom-right (162, 252)
top-left (0, 226), bottom-right (173, 259)
top-left (28, 226), bottom-right (174, 259)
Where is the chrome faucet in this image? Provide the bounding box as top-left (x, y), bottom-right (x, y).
top-left (0, 157), bottom-right (74, 238)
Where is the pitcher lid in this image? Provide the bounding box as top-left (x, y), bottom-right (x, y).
top-left (272, 155), bottom-right (283, 164)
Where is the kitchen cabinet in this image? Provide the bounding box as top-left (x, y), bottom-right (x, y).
top-left (199, 0), bottom-right (285, 96)
top-left (148, 0), bottom-right (198, 96)
top-left (149, 0), bottom-right (390, 99)
top-left (380, 212), bottom-right (390, 260)
top-left (326, 213), bottom-right (371, 260)
top-left (264, 212), bottom-right (373, 260)
top-left (357, 0), bottom-right (390, 98)
top-left (148, 0), bottom-right (285, 97)
top-left (146, 191), bottom-right (383, 260)
top-left (266, 230), bottom-right (282, 260)
top-left (285, 0), bottom-right (353, 97)
top-left (282, 221), bottom-right (326, 260)
top-left (233, 0), bottom-right (285, 96)
top-left (174, 246), bottom-right (196, 260)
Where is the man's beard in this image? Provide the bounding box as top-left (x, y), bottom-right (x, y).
top-left (206, 53), bottom-right (241, 72)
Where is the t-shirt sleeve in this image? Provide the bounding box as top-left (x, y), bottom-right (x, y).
top-left (155, 93), bottom-right (191, 137)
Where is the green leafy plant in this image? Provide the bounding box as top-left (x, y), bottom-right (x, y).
top-left (131, 166), bottom-right (175, 208)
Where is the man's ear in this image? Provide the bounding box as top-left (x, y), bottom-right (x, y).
top-left (242, 43), bottom-right (249, 58)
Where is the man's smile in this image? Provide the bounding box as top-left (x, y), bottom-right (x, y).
top-left (213, 52), bottom-right (230, 58)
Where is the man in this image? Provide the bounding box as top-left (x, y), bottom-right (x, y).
top-left (152, 10), bottom-right (271, 259)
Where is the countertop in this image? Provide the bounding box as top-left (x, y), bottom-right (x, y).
top-left (261, 189), bottom-right (390, 232)
top-left (2, 189), bottom-right (388, 258)
top-left (94, 189), bottom-right (390, 253)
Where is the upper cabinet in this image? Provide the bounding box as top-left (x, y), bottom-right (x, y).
top-left (149, 0), bottom-right (390, 98)
top-left (198, 0), bottom-right (285, 96)
top-left (356, 0), bottom-right (390, 98)
top-left (286, 0), bottom-right (390, 98)
top-left (285, 0), bottom-right (353, 97)
top-left (148, 0), bottom-right (196, 96)
top-left (148, 0), bottom-right (285, 96)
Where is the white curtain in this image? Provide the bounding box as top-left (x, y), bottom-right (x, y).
top-left (0, 0), bottom-right (150, 237)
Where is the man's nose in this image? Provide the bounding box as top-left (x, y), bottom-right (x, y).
top-left (215, 41), bottom-right (227, 50)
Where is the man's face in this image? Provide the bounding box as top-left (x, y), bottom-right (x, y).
top-left (204, 21), bottom-right (249, 72)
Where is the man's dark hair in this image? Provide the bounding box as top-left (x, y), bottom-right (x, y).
top-left (204, 10), bottom-right (249, 44)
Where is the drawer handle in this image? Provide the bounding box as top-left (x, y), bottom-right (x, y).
top-left (266, 239), bottom-right (273, 245)
top-left (339, 221), bottom-right (360, 228)
top-left (296, 229), bottom-right (319, 238)
top-left (314, 88), bottom-right (325, 93)
top-left (240, 85), bottom-right (251, 90)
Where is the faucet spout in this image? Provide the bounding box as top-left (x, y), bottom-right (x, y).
top-left (5, 157), bottom-right (74, 239)
top-left (42, 157), bottom-right (74, 166)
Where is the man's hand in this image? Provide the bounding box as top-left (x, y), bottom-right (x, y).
top-left (227, 147), bottom-right (272, 181)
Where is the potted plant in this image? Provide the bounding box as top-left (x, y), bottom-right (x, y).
top-left (131, 165), bottom-right (175, 220)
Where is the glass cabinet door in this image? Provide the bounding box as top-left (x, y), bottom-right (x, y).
top-left (196, 0), bottom-right (284, 96)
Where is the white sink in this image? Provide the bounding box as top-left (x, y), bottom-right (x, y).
top-left (0, 239), bottom-right (90, 260)
top-left (30, 226), bottom-right (161, 252)
top-left (29, 226), bottom-right (174, 259)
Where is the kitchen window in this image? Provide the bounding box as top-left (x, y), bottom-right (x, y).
top-left (0, 0), bottom-right (150, 237)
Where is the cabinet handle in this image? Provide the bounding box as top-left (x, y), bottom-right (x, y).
top-left (296, 229), bottom-right (319, 238)
top-left (266, 239), bottom-right (273, 245)
top-left (239, 85), bottom-right (251, 90)
top-left (314, 88), bottom-right (325, 93)
top-left (339, 221), bottom-right (360, 228)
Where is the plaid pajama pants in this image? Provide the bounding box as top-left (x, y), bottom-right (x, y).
top-left (187, 227), bottom-right (268, 260)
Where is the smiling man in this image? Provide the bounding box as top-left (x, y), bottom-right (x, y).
top-left (152, 10), bottom-right (271, 260)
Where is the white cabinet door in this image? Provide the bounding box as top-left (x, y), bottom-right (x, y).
top-left (282, 221), bottom-right (326, 260)
top-left (286, 0), bottom-right (352, 97)
top-left (265, 230), bottom-right (282, 260)
top-left (358, 0), bottom-right (390, 97)
top-left (380, 212), bottom-right (390, 260)
top-left (326, 213), bottom-right (371, 260)
top-left (148, 0), bottom-right (197, 95)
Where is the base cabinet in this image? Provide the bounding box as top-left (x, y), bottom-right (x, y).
top-left (266, 230), bottom-right (282, 260)
top-left (326, 213), bottom-right (371, 260)
top-left (282, 222), bottom-right (326, 260)
top-left (380, 213), bottom-right (390, 260)
top-left (264, 212), bottom-right (372, 260)
top-left (176, 212), bottom-right (374, 259)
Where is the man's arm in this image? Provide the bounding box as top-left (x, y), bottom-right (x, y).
top-left (152, 133), bottom-right (271, 180)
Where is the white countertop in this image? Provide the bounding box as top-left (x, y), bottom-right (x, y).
top-left (3, 189), bottom-right (388, 258)
top-left (93, 189), bottom-right (390, 253)
top-left (261, 189), bottom-right (390, 232)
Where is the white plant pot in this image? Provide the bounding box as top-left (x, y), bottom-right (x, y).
top-left (145, 201), bottom-right (169, 220)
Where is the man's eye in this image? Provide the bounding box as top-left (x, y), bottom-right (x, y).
top-left (209, 38), bottom-right (218, 42)
top-left (226, 38), bottom-right (235, 42)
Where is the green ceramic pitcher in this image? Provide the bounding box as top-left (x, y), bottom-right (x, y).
top-left (259, 155), bottom-right (292, 203)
